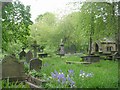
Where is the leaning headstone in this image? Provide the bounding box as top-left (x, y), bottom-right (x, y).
top-left (2, 55), bottom-right (25, 81)
top-left (30, 58), bottom-right (42, 71)
top-left (19, 48), bottom-right (26, 60)
top-left (26, 50), bottom-right (33, 63)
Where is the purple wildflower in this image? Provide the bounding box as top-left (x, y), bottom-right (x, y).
top-left (68, 69), bottom-right (74, 76)
top-left (67, 75), bottom-right (75, 88)
top-left (57, 73), bottom-right (66, 84)
top-left (86, 73), bottom-right (93, 77)
top-left (51, 72), bottom-right (57, 78)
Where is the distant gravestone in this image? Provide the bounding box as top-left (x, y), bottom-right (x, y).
top-left (19, 48), bottom-right (26, 60)
top-left (26, 50), bottom-right (33, 63)
top-left (59, 39), bottom-right (65, 57)
top-left (31, 41), bottom-right (39, 58)
top-left (30, 58), bottom-right (42, 71)
top-left (2, 55), bottom-right (25, 81)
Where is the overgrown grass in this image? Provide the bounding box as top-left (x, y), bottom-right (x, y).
top-left (39, 55), bottom-right (118, 88)
top-left (1, 78), bottom-right (30, 89)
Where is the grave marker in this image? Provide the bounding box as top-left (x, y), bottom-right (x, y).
top-left (59, 39), bottom-right (65, 57)
top-left (31, 41), bottom-right (39, 58)
top-left (2, 55), bottom-right (25, 81)
top-left (30, 58), bottom-right (42, 71)
top-left (26, 50), bottom-right (33, 63)
top-left (19, 48), bottom-right (26, 60)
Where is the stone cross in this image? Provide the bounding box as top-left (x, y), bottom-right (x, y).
top-left (31, 41), bottom-right (39, 58)
top-left (19, 48), bottom-right (26, 60)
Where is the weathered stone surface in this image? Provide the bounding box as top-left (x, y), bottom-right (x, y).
top-left (2, 55), bottom-right (25, 81)
top-left (30, 58), bottom-right (42, 71)
top-left (26, 50), bottom-right (33, 63)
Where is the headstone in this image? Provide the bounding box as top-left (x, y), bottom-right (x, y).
top-left (30, 58), bottom-right (42, 71)
top-left (31, 41), bottom-right (39, 58)
top-left (2, 55), bottom-right (25, 81)
top-left (26, 50), bottom-right (33, 63)
top-left (19, 48), bottom-right (26, 60)
top-left (59, 39), bottom-right (65, 57)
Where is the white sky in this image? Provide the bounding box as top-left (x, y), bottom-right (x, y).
top-left (13, 0), bottom-right (81, 22)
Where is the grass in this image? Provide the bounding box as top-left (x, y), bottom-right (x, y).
top-left (39, 55), bottom-right (118, 88)
top-left (1, 55), bottom-right (118, 88)
top-left (1, 78), bottom-right (30, 88)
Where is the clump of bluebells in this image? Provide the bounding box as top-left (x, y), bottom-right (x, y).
top-left (46, 70), bottom-right (94, 88)
top-left (50, 70), bottom-right (76, 88)
top-left (79, 70), bottom-right (94, 78)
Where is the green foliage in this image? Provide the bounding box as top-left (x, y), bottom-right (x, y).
top-left (39, 56), bottom-right (118, 88)
top-left (2, 0), bottom-right (33, 53)
top-left (80, 2), bottom-right (118, 41)
top-left (28, 2), bottom-right (118, 55)
top-left (2, 78), bottom-right (30, 88)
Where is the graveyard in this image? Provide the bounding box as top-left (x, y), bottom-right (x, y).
top-left (1, 0), bottom-right (120, 89)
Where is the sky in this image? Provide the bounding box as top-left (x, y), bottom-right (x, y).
top-left (13, 0), bottom-right (81, 22)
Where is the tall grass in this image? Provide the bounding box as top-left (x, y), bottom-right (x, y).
top-left (1, 78), bottom-right (30, 88)
top-left (40, 55), bottom-right (118, 88)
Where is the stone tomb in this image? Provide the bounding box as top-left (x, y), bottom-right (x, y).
top-left (30, 58), bottom-right (42, 71)
top-left (81, 55), bottom-right (100, 63)
top-left (26, 50), bottom-right (33, 63)
top-left (2, 55), bottom-right (26, 81)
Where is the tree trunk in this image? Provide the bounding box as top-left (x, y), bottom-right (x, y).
top-left (118, 1), bottom-right (120, 55)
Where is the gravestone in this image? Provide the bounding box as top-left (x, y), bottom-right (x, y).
top-left (30, 58), bottom-right (42, 71)
top-left (19, 48), bottom-right (26, 60)
top-left (31, 41), bottom-right (39, 58)
top-left (26, 50), bottom-right (33, 63)
top-left (2, 55), bottom-right (25, 81)
top-left (59, 39), bottom-right (65, 57)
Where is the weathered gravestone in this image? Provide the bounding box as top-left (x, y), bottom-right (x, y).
top-left (59, 39), bottom-right (65, 57)
top-left (2, 55), bottom-right (26, 81)
top-left (31, 41), bottom-right (39, 58)
top-left (30, 58), bottom-right (42, 71)
top-left (26, 50), bottom-right (33, 63)
top-left (19, 48), bottom-right (26, 60)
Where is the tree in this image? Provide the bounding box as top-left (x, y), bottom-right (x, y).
top-left (29, 12), bottom-right (58, 54)
top-left (2, 0), bottom-right (33, 53)
top-left (78, 2), bottom-right (118, 54)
